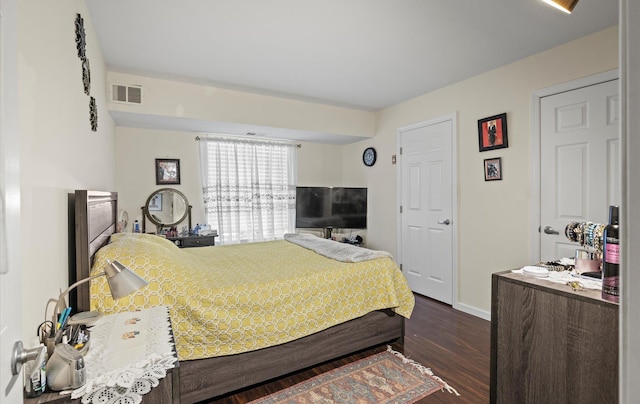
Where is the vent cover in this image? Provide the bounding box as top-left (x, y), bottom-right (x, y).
top-left (111, 84), bottom-right (142, 104)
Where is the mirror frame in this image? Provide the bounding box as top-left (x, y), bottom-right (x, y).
top-left (142, 188), bottom-right (191, 232)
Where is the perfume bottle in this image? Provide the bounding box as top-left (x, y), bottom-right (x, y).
top-left (602, 205), bottom-right (620, 303)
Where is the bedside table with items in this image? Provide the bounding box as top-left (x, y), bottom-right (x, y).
top-left (24, 306), bottom-right (180, 404)
top-left (166, 234), bottom-right (217, 248)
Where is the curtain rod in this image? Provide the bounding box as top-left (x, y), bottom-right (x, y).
top-left (195, 134), bottom-right (301, 148)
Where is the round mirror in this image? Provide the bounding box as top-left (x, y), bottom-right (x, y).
top-left (144, 188), bottom-right (189, 228)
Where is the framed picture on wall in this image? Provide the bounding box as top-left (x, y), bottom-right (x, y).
top-left (484, 157), bottom-right (503, 181)
top-left (478, 113), bottom-right (508, 152)
top-left (155, 158), bottom-right (181, 185)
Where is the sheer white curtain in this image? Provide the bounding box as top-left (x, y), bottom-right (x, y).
top-left (199, 136), bottom-right (297, 245)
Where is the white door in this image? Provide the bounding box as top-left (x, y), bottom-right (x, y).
top-left (0, 0), bottom-right (23, 401)
top-left (540, 79), bottom-right (620, 261)
top-left (398, 114), bottom-right (455, 304)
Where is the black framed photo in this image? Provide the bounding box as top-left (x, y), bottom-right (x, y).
top-left (155, 158), bottom-right (181, 185)
top-left (484, 157), bottom-right (503, 181)
top-left (478, 113), bottom-right (508, 152)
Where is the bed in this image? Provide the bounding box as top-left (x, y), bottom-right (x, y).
top-left (69, 190), bottom-right (414, 403)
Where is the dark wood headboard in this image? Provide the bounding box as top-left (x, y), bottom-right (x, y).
top-left (68, 190), bottom-right (118, 312)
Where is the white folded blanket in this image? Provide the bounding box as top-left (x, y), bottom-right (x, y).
top-left (284, 233), bottom-right (393, 263)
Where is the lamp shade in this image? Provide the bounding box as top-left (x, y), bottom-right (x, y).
top-left (542, 0), bottom-right (579, 14)
top-left (52, 260), bottom-right (149, 325)
top-left (104, 260), bottom-right (149, 300)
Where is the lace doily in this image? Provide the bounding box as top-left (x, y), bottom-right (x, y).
top-left (70, 306), bottom-right (177, 403)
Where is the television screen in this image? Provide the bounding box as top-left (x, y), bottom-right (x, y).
top-left (295, 187), bottom-right (367, 229)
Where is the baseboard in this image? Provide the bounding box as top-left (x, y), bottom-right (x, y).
top-left (453, 301), bottom-right (491, 321)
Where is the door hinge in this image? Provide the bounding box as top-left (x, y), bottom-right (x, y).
top-left (400, 205), bottom-right (403, 214)
top-left (399, 147), bottom-right (403, 155)
top-left (399, 263), bottom-right (403, 271)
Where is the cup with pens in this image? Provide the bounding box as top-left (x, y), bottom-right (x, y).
top-left (44, 307), bottom-right (90, 356)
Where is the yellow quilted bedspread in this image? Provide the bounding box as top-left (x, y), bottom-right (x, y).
top-left (90, 233), bottom-right (415, 361)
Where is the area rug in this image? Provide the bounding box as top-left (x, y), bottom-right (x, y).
top-left (249, 346), bottom-right (459, 404)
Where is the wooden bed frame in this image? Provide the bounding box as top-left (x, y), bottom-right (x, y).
top-left (70, 190), bottom-right (405, 403)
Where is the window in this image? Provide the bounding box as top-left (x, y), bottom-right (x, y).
top-left (199, 136), bottom-right (297, 244)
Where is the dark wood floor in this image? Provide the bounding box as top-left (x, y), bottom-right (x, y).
top-left (207, 294), bottom-right (491, 403)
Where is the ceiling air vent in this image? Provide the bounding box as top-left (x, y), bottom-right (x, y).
top-left (111, 84), bottom-right (142, 104)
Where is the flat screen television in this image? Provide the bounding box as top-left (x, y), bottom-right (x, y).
top-left (295, 187), bottom-right (367, 229)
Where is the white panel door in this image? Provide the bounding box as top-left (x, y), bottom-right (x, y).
top-left (540, 79), bottom-right (620, 261)
top-left (399, 116), bottom-right (454, 304)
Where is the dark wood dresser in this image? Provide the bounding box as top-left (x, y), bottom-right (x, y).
top-left (490, 270), bottom-right (618, 404)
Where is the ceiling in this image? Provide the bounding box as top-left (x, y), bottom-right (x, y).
top-left (85, 0), bottom-right (618, 141)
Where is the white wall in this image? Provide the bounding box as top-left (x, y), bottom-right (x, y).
top-left (108, 72), bottom-right (376, 140)
top-left (18, 1), bottom-right (115, 338)
top-left (115, 128), bottom-right (204, 232)
top-left (342, 26), bottom-right (619, 314)
top-left (115, 127), bottom-right (347, 235)
top-left (110, 70), bottom-right (382, 243)
top-left (296, 142), bottom-right (344, 187)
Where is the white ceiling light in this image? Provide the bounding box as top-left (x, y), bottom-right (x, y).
top-left (542, 0), bottom-right (579, 14)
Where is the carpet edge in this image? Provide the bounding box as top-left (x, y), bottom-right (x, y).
top-left (385, 345), bottom-right (461, 396)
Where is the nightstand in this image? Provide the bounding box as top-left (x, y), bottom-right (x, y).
top-left (166, 234), bottom-right (217, 248)
top-left (23, 371), bottom-right (178, 404)
top-left (25, 307), bottom-right (180, 404)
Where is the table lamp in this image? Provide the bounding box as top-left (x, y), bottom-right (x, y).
top-left (53, 259), bottom-right (148, 325)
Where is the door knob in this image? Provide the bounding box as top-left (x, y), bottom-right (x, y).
top-left (543, 226), bottom-right (559, 235)
top-left (437, 219), bottom-right (451, 225)
top-left (10, 341), bottom-right (44, 376)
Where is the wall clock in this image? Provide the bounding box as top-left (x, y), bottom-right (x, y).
top-left (363, 147), bottom-right (377, 167)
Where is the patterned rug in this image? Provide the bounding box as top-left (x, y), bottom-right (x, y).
top-left (249, 346), bottom-right (459, 403)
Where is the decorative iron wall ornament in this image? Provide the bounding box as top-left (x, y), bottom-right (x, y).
top-left (75, 13), bottom-right (97, 131)
top-left (75, 14), bottom-right (86, 60)
top-left (82, 58), bottom-right (91, 95)
top-left (90, 97), bottom-right (98, 132)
